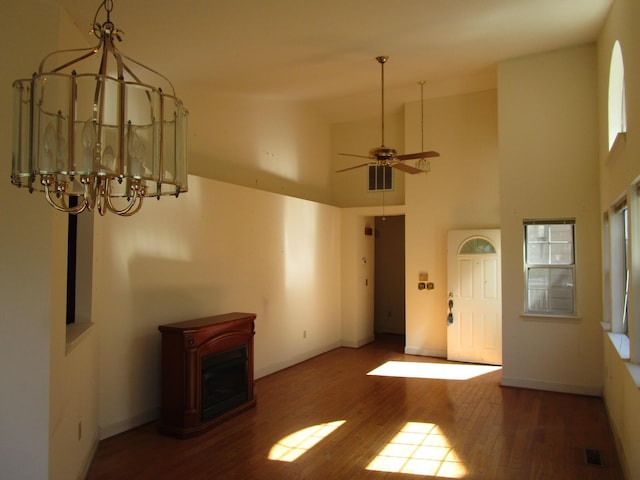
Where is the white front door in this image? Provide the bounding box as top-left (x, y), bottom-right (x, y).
top-left (447, 229), bottom-right (502, 365)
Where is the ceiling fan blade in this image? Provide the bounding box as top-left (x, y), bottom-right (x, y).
top-left (396, 151), bottom-right (440, 161)
top-left (339, 153), bottom-right (372, 159)
top-left (392, 162), bottom-right (423, 174)
top-left (336, 162), bottom-right (371, 173)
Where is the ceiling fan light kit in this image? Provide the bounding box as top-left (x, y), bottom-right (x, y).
top-left (337, 56), bottom-right (440, 175)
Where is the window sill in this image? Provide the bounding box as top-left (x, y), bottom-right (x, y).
top-left (66, 322), bottom-right (94, 355)
top-left (604, 331), bottom-right (640, 389)
top-left (625, 363), bottom-right (640, 390)
top-left (521, 313), bottom-right (581, 321)
top-left (607, 131), bottom-right (627, 164)
top-left (607, 332), bottom-right (630, 361)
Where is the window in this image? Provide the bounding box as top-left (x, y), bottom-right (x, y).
top-left (368, 165), bottom-right (392, 191)
top-left (608, 41), bottom-right (627, 150)
top-left (460, 237), bottom-right (496, 254)
top-left (614, 201), bottom-right (629, 335)
top-left (602, 212), bottom-right (611, 326)
top-left (524, 220), bottom-right (575, 315)
top-left (66, 197), bottom-right (78, 325)
top-left (607, 197), bottom-right (632, 338)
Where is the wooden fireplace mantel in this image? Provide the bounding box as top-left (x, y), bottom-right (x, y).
top-left (158, 312), bottom-right (256, 438)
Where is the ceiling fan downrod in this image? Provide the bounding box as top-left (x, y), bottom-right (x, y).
top-left (376, 56), bottom-right (388, 147)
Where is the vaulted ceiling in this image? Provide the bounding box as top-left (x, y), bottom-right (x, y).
top-left (59, 0), bottom-right (612, 122)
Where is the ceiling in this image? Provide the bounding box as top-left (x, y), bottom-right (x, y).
top-left (58, 0), bottom-right (612, 122)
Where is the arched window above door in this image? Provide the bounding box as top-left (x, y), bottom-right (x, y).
top-left (459, 237), bottom-right (496, 254)
top-left (608, 41), bottom-right (627, 150)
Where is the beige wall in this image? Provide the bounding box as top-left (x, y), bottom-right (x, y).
top-left (498, 44), bottom-right (603, 394)
top-left (186, 90), bottom-right (333, 205)
top-left (0, 1), bottom-right (100, 479)
top-left (340, 210), bottom-right (375, 347)
top-left (597, 0), bottom-right (640, 477)
top-left (339, 204), bottom-right (405, 347)
top-left (47, 8), bottom-right (101, 480)
top-left (404, 90), bottom-right (500, 356)
top-left (92, 176), bottom-right (343, 437)
top-left (4, 1), bottom-right (638, 479)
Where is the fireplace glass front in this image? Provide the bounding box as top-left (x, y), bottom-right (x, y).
top-left (201, 345), bottom-right (248, 422)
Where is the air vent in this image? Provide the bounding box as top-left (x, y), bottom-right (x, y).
top-left (584, 448), bottom-right (604, 467)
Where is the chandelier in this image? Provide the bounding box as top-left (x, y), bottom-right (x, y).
top-left (11, 0), bottom-right (188, 216)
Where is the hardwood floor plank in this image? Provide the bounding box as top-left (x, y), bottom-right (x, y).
top-left (86, 335), bottom-right (622, 479)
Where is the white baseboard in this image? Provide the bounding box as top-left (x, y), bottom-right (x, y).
top-left (404, 346), bottom-right (447, 358)
top-left (255, 341), bottom-right (342, 379)
top-left (341, 336), bottom-right (375, 348)
top-left (99, 406), bottom-right (160, 440)
top-left (501, 376), bottom-right (603, 397)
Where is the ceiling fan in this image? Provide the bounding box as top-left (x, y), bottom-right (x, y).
top-left (336, 56), bottom-right (440, 175)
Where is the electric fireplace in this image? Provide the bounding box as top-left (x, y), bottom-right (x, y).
top-left (158, 312), bottom-right (256, 438)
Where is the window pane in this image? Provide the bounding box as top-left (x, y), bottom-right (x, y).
top-left (549, 243), bottom-right (573, 264)
top-left (525, 224), bottom-right (574, 265)
top-left (526, 267), bottom-right (574, 314)
top-left (527, 225), bottom-right (548, 243)
top-left (526, 243), bottom-right (548, 264)
top-left (549, 224), bottom-right (573, 242)
top-left (460, 238), bottom-right (496, 254)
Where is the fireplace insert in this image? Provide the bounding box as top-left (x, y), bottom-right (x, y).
top-left (201, 345), bottom-right (248, 422)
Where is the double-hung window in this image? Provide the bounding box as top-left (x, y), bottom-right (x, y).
top-left (524, 219), bottom-right (576, 315)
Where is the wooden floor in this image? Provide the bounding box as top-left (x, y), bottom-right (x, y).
top-left (86, 335), bottom-right (622, 479)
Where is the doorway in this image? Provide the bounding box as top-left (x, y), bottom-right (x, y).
top-left (374, 215), bottom-right (405, 335)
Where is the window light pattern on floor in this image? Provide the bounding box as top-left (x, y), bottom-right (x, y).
top-left (268, 420), bottom-right (345, 462)
top-left (367, 361), bottom-right (501, 380)
top-left (366, 422), bottom-right (466, 478)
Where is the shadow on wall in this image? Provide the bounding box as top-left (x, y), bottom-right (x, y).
top-left (120, 256), bottom-right (228, 429)
top-left (188, 150), bottom-right (331, 204)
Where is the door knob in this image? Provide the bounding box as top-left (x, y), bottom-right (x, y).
top-left (447, 298), bottom-right (454, 325)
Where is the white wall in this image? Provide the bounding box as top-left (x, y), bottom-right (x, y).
top-left (597, 0), bottom-right (640, 477)
top-left (404, 90), bottom-right (500, 357)
top-left (498, 44), bottom-right (603, 395)
top-left (92, 176), bottom-right (343, 437)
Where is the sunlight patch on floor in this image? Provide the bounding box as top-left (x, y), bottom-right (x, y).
top-left (366, 422), bottom-right (466, 478)
top-left (268, 420), bottom-right (345, 462)
top-left (367, 360), bottom-right (501, 380)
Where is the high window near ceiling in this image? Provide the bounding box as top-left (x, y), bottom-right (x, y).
top-left (368, 165), bottom-right (393, 191)
top-left (608, 41), bottom-right (627, 151)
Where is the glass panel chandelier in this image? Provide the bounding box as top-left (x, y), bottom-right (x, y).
top-left (11, 0), bottom-right (188, 216)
